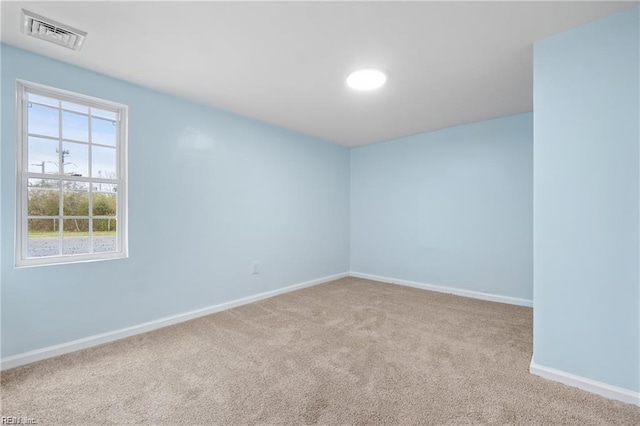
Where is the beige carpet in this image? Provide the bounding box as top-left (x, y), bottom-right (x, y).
top-left (2, 277), bottom-right (639, 424)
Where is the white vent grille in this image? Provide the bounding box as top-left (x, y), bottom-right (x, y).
top-left (21, 10), bottom-right (87, 51)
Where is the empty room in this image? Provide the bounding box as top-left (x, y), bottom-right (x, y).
top-left (1, 1), bottom-right (639, 424)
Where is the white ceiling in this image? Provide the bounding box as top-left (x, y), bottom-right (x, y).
top-left (2, 1), bottom-right (637, 147)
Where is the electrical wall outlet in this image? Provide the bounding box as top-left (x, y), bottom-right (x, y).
top-left (251, 262), bottom-right (260, 275)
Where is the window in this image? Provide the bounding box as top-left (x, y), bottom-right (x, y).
top-left (16, 81), bottom-right (128, 267)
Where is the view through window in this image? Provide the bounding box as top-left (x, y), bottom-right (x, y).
top-left (16, 81), bottom-right (128, 266)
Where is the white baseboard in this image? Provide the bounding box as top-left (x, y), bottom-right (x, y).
top-left (348, 271), bottom-right (533, 307)
top-left (1, 272), bottom-right (348, 371)
top-left (530, 360), bottom-right (640, 406)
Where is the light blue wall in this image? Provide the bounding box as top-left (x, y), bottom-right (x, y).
top-left (0, 45), bottom-right (350, 357)
top-left (533, 8), bottom-right (639, 392)
top-left (350, 113), bottom-right (533, 301)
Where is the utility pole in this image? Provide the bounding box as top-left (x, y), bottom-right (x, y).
top-left (30, 161), bottom-right (45, 185)
top-left (57, 148), bottom-right (70, 164)
top-left (56, 148), bottom-right (70, 176)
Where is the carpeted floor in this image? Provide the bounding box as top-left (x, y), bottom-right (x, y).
top-left (2, 277), bottom-right (639, 424)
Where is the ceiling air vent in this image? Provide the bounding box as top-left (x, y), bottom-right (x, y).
top-left (21, 9), bottom-right (87, 51)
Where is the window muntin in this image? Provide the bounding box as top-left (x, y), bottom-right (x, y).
top-left (16, 81), bottom-right (128, 267)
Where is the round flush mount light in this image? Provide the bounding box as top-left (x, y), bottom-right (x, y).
top-left (346, 68), bottom-right (387, 91)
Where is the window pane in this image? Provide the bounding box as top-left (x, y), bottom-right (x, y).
top-left (62, 110), bottom-right (89, 142)
top-left (92, 187), bottom-right (117, 216)
top-left (93, 219), bottom-right (117, 253)
top-left (63, 181), bottom-right (89, 216)
top-left (63, 219), bottom-right (90, 255)
top-left (28, 179), bottom-right (60, 216)
top-left (91, 116), bottom-right (116, 146)
top-left (27, 218), bottom-right (60, 257)
top-left (92, 146), bottom-right (117, 178)
top-left (28, 137), bottom-right (60, 174)
top-left (28, 103), bottom-right (59, 137)
top-left (92, 108), bottom-right (117, 121)
top-left (61, 101), bottom-right (88, 114)
top-left (62, 141), bottom-right (89, 177)
top-left (19, 83), bottom-right (127, 265)
top-left (28, 93), bottom-right (59, 108)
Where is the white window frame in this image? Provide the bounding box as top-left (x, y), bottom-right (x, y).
top-left (15, 80), bottom-right (129, 267)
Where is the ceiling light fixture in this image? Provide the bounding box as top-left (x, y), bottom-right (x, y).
top-left (346, 69), bottom-right (387, 91)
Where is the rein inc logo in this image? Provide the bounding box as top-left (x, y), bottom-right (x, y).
top-left (1, 417), bottom-right (37, 425)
